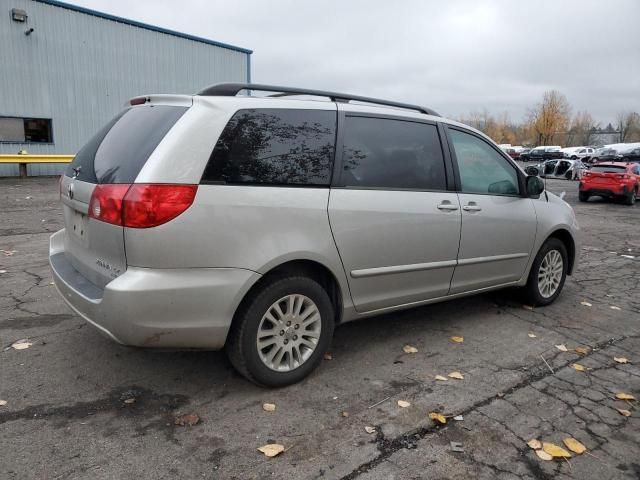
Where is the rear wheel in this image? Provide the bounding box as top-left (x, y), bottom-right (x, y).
top-left (624, 189), bottom-right (636, 206)
top-left (579, 191), bottom-right (589, 202)
top-left (226, 275), bottom-right (334, 387)
top-left (520, 238), bottom-right (568, 306)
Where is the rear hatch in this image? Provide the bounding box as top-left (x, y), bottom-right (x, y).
top-left (60, 101), bottom-right (189, 288)
top-left (584, 165), bottom-right (627, 185)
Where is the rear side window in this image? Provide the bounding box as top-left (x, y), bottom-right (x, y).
top-left (202, 109), bottom-right (336, 186)
top-left (341, 117), bottom-right (446, 190)
top-left (66, 106), bottom-right (187, 184)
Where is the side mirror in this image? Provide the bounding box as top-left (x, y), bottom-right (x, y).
top-left (526, 175), bottom-right (545, 198)
top-left (524, 165), bottom-right (539, 176)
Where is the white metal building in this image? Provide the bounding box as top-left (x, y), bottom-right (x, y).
top-left (0, 0), bottom-right (252, 175)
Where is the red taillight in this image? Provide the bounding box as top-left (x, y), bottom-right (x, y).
top-left (123, 184), bottom-right (197, 228)
top-left (89, 184), bottom-right (131, 226)
top-left (582, 171), bottom-right (590, 177)
top-left (89, 184), bottom-right (197, 228)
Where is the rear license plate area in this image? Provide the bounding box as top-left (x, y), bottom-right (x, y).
top-left (71, 211), bottom-right (88, 240)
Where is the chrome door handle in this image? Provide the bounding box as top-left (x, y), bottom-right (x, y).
top-left (437, 202), bottom-right (459, 211)
top-left (462, 205), bottom-right (482, 212)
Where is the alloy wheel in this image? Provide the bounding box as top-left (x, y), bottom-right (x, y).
top-left (537, 250), bottom-right (564, 298)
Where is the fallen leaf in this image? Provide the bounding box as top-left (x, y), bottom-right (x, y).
top-left (453, 415), bottom-right (464, 421)
top-left (341, 411), bottom-right (349, 417)
top-left (174, 413), bottom-right (200, 426)
top-left (615, 392), bottom-right (636, 401)
top-left (123, 398), bottom-right (136, 404)
top-left (397, 400), bottom-right (411, 408)
top-left (448, 371), bottom-right (464, 380)
top-left (528, 332), bottom-right (537, 338)
top-left (542, 442), bottom-right (572, 458)
top-left (0, 400), bottom-right (7, 407)
top-left (429, 412), bottom-right (447, 424)
top-left (522, 305), bottom-right (534, 311)
top-left (617, 409), bottom-right (631, 417)
top-left (257, 444), bottom-right (285, 457)
top-left (555, 344), bottom-right (568, 352)
top-left (620, 254), bottom-right (635, 259)
top-left (0, 270), bottom-right (7, 274)
top-left (574, 346), bottom-right (590, 355)
top-left (2, 250), bottom-right (16, 256)
top-left (364, 426), bottom-right (376, 434)
top-left (536, 449), bottom-right (553, 461)
top-left (11, 340), bottom-right (32, 350)
top-left (402, 345), bottom-right (418, 354)
top-left (572, 363), bottom-right (586, 372)
top-left (613, 357), bottom-right (629, 364)
top-left (605, 294), bottom-right (613, 297)
top-left (563, 437), bottom-right (586, 454)
top-left (435, 375), bottom-right (448, 381)
top-left (262, 403), bottom-right (276, 412)
top-left (323, 352), bottom-right (333, 360)
top-left (610, 306), bottom-right (621, 311)
top-left (580, 301), bottom-right (592, 307)
top-left (527, 439), bottom-right (542, 450)
top-left (450, 336), bottom-right (464, 343)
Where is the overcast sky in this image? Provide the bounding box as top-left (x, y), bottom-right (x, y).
top-left (74, 0), bottom-right (639, 124)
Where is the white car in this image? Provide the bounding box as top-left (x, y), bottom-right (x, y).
top-left (564, 147), bottom-right (594, 161)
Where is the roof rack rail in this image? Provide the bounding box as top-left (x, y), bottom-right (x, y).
top-left (196, 83), bottom-right (440, 117)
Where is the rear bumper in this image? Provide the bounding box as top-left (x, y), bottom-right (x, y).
top-left (49, 229), bottom-right (261, 349)
top-left (579, 184), bottom-right (629, 196)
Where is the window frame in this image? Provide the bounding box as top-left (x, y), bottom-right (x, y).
top-left (442, 124), bottom-right (526, 197)
top-left (332, 111), bottom-right (454, 192)
top-left (200, 107), bottom-right (338, 188)
top-left (0, 116), bottom-right (54, 144)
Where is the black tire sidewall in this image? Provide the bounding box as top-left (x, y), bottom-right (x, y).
top-left (235, 276), bottom-right (334, 387)
top-left (526, 238), bottom-right (568, 306)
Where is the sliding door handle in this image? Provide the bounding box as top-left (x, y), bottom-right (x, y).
top-left (462, 204), bottom-right (482, 212)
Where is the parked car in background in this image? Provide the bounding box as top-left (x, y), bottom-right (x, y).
top-left (620, 146), bottom-right (640, 163)
top-left (564, 147), bottom-right (595, 161)
top-left (579, 162), bottom-right (640, 205)
top-left (49, 83), bottom-right (579, 386)
top-left (520, 146), bottom-right (564, 162)
top-left (501, 147), bottom-right (519, 159)
top-left (590, 148), bottom-right (619, 164)
top-left (529, 159), bottom-right (586, 180)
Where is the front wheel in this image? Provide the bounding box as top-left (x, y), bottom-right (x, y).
top-left (226, 275), bottom-right (334, 387)
top-left (520, 238), bottom-right (568, 306)
top-left (579, 191), bottom-right (589, 202)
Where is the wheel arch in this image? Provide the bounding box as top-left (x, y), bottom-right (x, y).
top-left (546, 228), bottom-right (576, 275)
top-left (231, 259), bottom-right (346, 331)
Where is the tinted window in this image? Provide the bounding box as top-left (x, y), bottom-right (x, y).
top-left (0, 117), bottom-right (52, 143)
top-left (341, 117), bottom-right (446, 190)
top-left (449, 129), bottom-right (519, 195)
top-left (591, 165), bottom-right (626, 173)
top-left (202, 109), bottom-right (336, 186)
top-left (66, 106), bottom-right (187, 184)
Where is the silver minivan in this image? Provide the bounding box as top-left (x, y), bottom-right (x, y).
top-left (50, 84), bottom-right (579, 386)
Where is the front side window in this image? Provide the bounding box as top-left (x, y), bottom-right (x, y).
top-left (449, 128), bottom-right (519, 195)
top-left (202, 109), bottom-right (336, 186)
top-left (0, 117), bottom-right (52, 143)
top-left (341, 116), bottom-right (446, 190)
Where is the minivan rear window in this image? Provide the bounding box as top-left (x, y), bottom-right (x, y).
top-left (201, 109), bottom-right (336, 186)
top-left (66, 105), bottom-right (187, 184)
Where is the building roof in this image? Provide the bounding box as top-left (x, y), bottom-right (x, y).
top-left (34, 0), bottom-right (253, 54)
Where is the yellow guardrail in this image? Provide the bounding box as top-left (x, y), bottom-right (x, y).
top-left (0, 154), bottom-right (73, 177)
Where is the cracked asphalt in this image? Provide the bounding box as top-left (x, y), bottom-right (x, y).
top-left (1, 175), bottom-right (638, 479)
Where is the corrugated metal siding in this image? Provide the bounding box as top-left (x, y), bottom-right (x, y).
top-left (0, 0), bottom-right (250, 176)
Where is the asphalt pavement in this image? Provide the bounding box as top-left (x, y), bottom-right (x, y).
top-left (1, 176), bottom-right (638, 479)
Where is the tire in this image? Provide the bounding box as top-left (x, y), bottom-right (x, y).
top-left (578, 191), bottom-right (589, 202)
top-left (520, 238), bottom-right (568, 306)
top-left (225, 275), bottom-right (335, 387)
top-left (624, 189), bottom-right (636, 206)
top-left (571, 156), bottom-right (577, 160)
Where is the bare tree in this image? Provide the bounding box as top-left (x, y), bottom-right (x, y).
top-left (567, 111), bottom-right (599, 146)
top-left (528, 91), bottom-right (571, 145)
top-left (616, 111), bottom-right (640, 142)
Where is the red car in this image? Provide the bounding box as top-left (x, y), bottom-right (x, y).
top-left (579, 162), bottom-right (640, 205)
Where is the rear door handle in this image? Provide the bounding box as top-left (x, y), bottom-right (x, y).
top-left (462, 204), bottom-right (482, 212)
top-left (437, 201), bottom-right (459, 211)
